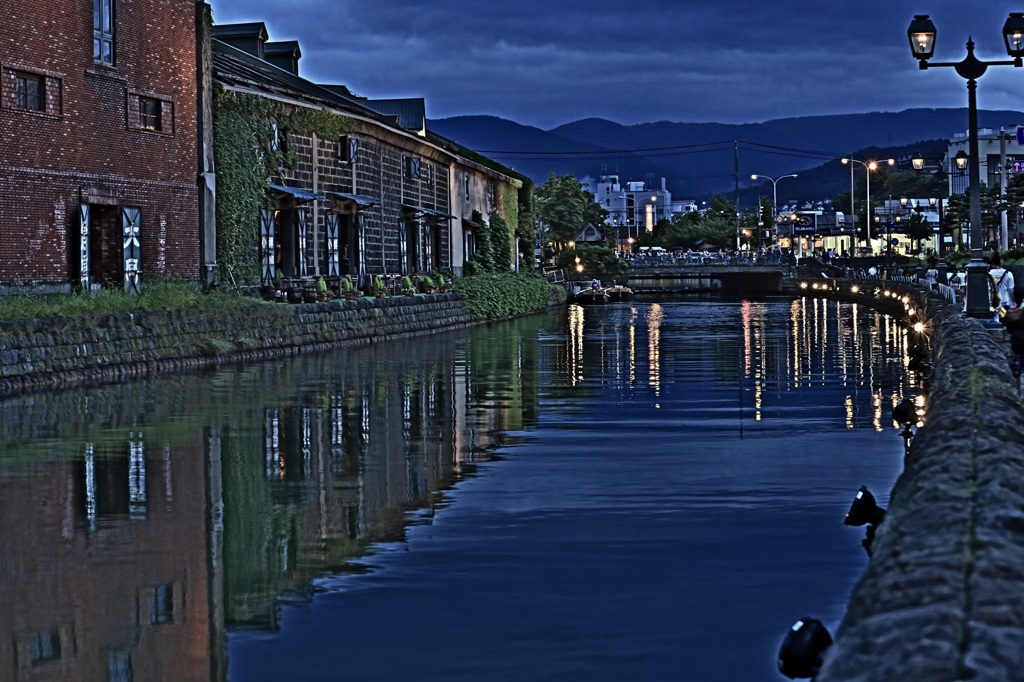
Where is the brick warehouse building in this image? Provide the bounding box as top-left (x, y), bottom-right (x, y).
top-left (0, 0), bottom-right (208, 293)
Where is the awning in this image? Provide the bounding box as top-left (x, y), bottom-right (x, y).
top-left (327, 192), bottom-right (381, 209)
top-left (268, 184), bottom-right (326, 203)
top-left (401, 203), bottom-right (455, 221)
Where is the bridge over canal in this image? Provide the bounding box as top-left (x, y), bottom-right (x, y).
top-left (624, 263), bottom-right (791, 294)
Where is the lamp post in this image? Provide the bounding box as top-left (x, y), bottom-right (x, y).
top-left (929, 197), bottom-right (946, 256)
top-left (841, 157), bottom-right (894, 252)
top-left (751, 173), bottom-right (797, 254)
top-left (908, 12), bottom-right (1024, 317)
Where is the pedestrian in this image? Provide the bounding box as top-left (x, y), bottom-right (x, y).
top-left (989, 252), bottom-right (1016, 310)
top-left (948, 265), bottom-right (963, 289)
top-left (999, 301), bottom-right (1024, 380)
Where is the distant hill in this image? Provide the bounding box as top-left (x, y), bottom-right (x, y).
top-left (429, 109), bottom-right (1024, 203)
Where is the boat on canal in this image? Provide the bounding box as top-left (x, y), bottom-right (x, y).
top-left (573, 287), bottom-right (609, 305)
top-left (605, 283), bottom-right (633, 302)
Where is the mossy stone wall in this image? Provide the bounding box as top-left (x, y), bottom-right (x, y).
top-left (0, 294), bottom-right (473, 396)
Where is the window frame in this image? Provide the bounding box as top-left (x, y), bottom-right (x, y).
top-left (93, 0), bottom-right (115, 66)
top-left (3, 66), bottom-right (61, 117)
top-left (14, 72), bottom-right (43, 111)
top-left (138, 95), bottom-right (160, 131)
top-left (127, 90), bottom-right (174, 135)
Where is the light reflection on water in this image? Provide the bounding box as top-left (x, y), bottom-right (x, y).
top-left (0, 297), bottom-right (917, 682)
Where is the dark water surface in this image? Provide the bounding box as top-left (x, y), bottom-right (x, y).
top-left (0, 297), bottom-right (919, 681)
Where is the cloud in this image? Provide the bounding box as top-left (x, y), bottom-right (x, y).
top-left (210, 0), bottom-right (1024, 129)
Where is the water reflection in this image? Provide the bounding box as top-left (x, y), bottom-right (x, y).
top-left (0, 298), bottom-right (920, 681)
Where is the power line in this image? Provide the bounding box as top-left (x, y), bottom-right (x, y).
top-left (476, 139), bottom-right (858, 165)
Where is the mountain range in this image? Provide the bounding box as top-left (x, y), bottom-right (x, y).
top-left (428, 108), bottom-right (1024, 205)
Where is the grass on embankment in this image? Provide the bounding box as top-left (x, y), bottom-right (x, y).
top-left (0, 278), bottom-right (266, 321)
top-left (0, 272), bottom-right (560, 322)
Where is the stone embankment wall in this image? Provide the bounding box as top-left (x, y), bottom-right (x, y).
top-left (0, 294), bottom-right (474, 396)
top-left (811, 283), bottom-right (1024, 680)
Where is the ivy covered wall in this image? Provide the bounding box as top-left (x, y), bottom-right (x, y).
top-left (212, 87), bottom-right (279, 284)
top-left (211, 87), bottom-right (360, 284)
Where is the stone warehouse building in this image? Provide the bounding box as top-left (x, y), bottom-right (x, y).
top-left (212, 23), bottom-right (527, 291)
top-left (0, 0), bottom-right (210, 293)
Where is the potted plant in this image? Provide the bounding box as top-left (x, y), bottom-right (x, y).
top-left (373, 275), bottom-right (386, 298)
top-left (402, 275), bottom-right (416, 296)
top-left (437, 273), bottom-right (451, 293)
top-left (316, 276), bottom-right (330, 302)
top-left (274, 267), bottom-right (286, 302)
top-left (302, 282), bottom-right (318, 304)
top-left (342, 274), bottom-right (357, 300)
top-left (419, 274), bottom-right (436, 294)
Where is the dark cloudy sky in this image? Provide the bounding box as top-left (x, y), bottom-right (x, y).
top-left (209, 1), bottom-right (1024, 129)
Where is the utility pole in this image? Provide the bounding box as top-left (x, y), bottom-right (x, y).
top-left (1001, 128), bottom-right (1010, 250)
top-left (734, 141), bottom-right (741, 251)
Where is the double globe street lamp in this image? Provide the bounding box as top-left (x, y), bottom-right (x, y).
top-left (751, 173), bottom-right (797, 252)
top-left (908, 12), bottom-right (1024, 317)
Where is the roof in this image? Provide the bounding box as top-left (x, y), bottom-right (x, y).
top-left (326, 192), bottom-right (381, 208)
top-left (212, 38), bottom-right (389, 123)
top-left (265, 40), bottom-right (301, 59)
top-left (401, 203), bottom-right (456, 220)
top-left (212, 22), bottom-right (268, 41)
top-left (269, 184), bottom-right (326, 202)
top-left (357, 98), bottom-right (426, 132)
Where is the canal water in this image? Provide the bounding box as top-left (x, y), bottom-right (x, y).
top-left (0, 296), bottom-right (920, 681)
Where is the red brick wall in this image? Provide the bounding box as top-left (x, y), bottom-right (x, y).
top-left (0, 0), bottom-right (200, 286)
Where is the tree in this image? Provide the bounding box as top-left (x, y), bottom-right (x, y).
top-left (535, 173), bottom-right (590, 252)
top-left (555, 243), bottom-right (626, 283)
top-left (904, 213), bottom-right (933, 252)
top-left (945, 193), bottom-right (969, 254)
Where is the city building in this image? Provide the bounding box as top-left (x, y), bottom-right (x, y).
top-left (946, 126), bottom-right (1024, 195)
top-left (588, 175), bottom-right (672, 252)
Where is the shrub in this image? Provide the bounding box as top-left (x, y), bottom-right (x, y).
top-left (454, 272), bottom-right (553, 320)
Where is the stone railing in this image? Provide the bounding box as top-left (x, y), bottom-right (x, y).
top-left (793, 278), bottom-right (1024, 680)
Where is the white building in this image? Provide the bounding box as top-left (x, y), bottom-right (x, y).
top-left (588, 175), bottom-right (673, 252)
top-left (946, 125), bottom-right (1024, 249)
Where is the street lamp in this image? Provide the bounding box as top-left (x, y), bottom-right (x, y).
top-left (751, 173), bottom-right (797, 253)
top-left (908, 12), bottom-right (1024, 317)
top-left (841, 157), bottom-right (894, 252)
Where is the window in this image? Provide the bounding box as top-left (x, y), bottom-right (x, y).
top-left (29, 630), bottom-right (61, 665)
top-left (149, 584), bottom-right (173, 625)
top-left (403, 155), bottom-right (421, 180)
top-left (338, 136), bottom-right (358, 164)
top-left (3, 67), bottom-right (60, 116)
top-left (128, 92), bottom-right (172, 134)
top-left (138, 96), bottom-right (160, 130)
top-left (15, 73), bottom-right (43, 111)
top-left (94, 0), bottom-right (114, 65)
top-left (108, 650), bottom-right (131, 682)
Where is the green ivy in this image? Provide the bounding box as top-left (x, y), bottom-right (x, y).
top-left (213, 87), bottom-right (280, 283)
top-left (288, 108), bottom-right (359, 142)
top-left (213, 88), bottom-right (361, 284)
